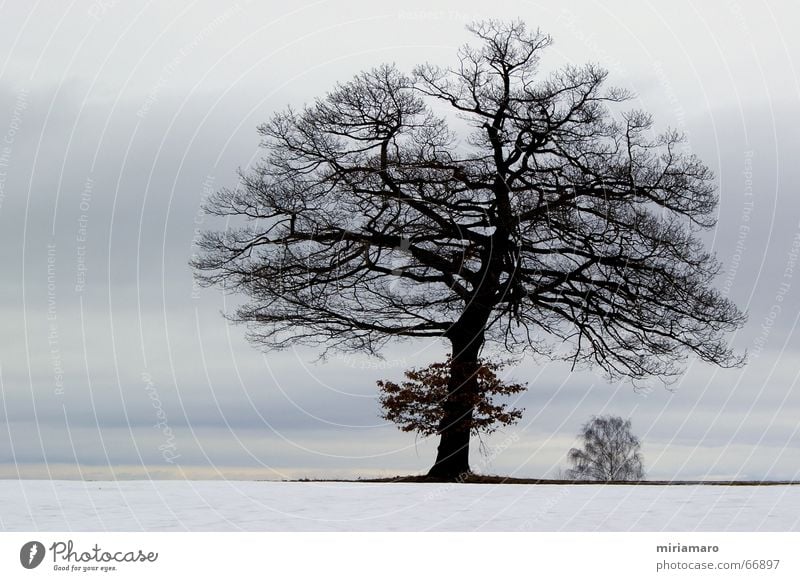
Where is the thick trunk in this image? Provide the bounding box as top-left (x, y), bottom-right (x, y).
top-left (427, 328), bottom-right (485, 480)
top-left (427, 225), bottom-right (504, 481)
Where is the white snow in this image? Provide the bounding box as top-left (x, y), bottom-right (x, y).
top-left (1, 480), bottom-right (797, 531)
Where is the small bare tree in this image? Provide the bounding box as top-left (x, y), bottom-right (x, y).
top-left (566, 415), bottom-right (645, 481)
top-left (377, 358), bottom-right (526, 437)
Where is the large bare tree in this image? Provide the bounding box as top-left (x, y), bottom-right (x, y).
top-left (192, 20), bottom-right (745, 480)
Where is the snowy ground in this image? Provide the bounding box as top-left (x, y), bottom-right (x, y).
top-left (1, 480), bottom-right (797, 531)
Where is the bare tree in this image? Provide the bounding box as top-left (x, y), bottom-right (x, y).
top-left (192, 20), bottom-right (745, 480)
top-left (378, 358), bottom-right (526, 437)
top-left (565, 415), bottom-right (645, 481)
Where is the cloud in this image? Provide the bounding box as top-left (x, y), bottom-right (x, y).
top-left (1, 0), bottom-right (799, 480)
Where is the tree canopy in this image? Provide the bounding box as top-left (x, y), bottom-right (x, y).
top-left (378, 358), bottom-right (526, 437)
top-left (193, 19), bottom-right (746, 478)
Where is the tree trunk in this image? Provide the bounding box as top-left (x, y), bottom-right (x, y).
top-left (427, 328), bottom-right (485, 480)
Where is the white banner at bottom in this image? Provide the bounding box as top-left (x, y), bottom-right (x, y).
top-left (1, 532), bottom-right (797, 580)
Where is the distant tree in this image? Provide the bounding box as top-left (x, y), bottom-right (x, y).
top-left (377, 358), bottom-right (526, 437)
top-left (565, 415), bottom-right (645, 481)
top-left (192, 19), bottom-right (745, 480)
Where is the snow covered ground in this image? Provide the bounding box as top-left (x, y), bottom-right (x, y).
top-left (1, 480), bottom-right (797, 531)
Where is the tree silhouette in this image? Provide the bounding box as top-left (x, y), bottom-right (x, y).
top-left (565, 415), bottom-right (645, 481)
top-left (192, 20), bottom-right (745, 480)
top-left (378, 358), bottom-right (526, 437)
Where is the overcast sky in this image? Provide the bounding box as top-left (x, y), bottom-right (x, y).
top-left (1, 0), bottom-right (799, 481)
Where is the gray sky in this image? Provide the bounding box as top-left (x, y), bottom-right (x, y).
top-left (1, 0), bottom-right (799, 480)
